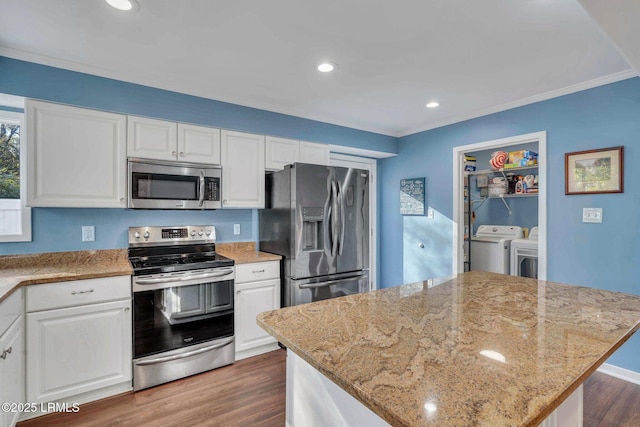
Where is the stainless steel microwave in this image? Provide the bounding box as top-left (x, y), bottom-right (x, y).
top-left (128, 158), bottom-right (221, 209)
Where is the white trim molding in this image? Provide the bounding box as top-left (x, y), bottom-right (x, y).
top-left (597, 363), bottom-right (640, 386)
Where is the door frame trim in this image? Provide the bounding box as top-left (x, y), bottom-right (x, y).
top-left (451, 131), bottom-right (547, 279)
top-left (330, 153), bottom-right (377, 290)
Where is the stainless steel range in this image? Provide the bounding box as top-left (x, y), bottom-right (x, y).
top-left (128, 225), bottom-right (235, 391)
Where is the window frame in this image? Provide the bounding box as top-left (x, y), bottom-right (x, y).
top-left (0, 110), bottom-right (31, 242)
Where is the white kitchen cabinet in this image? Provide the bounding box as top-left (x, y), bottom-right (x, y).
top-left (127, 116), bottom-right (221, 164)
top-left (265, 136), bottom-right (300, 171)
top-left (127, 116), bottom-right (177, 161)
top-left (220, 130), bottom-right (265, 208)
top-left (0, 290), bottom-right (23, 427)
top-left (25, 277), bottom-right (132, 404)
top-left (234, 261), bottom-right (280, 360)
top-left (300, 141), bottom-right (330, 166)
top-left (265, 137), bottom-right (330, 171)
top-left (26, 100), bottom-right (127, 208)
top-left (178, 123), bottom-right (221, 164)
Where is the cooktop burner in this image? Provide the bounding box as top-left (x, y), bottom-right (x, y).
top-left (127, 225), bottom-right (234, 276)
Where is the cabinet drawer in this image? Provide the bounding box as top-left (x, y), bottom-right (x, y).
top-left (235, 261), bottom-right (280, 284)
top-left (0, 289), bottom-right (22, 334)
top-left (26, 276), bottom-right (131, 312)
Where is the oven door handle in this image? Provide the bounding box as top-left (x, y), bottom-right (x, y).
top-left (135, 338), bottom-right (235, 366)
top-left (135, 269), bottom-right (234, 285)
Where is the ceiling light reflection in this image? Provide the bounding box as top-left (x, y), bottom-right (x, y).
top-left (480, 349), bottom-right (506, 363)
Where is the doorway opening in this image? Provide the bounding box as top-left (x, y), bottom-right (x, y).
top-left (452, 131), bottom-right (547, 279)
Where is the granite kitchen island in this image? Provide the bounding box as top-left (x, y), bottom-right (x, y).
top-left (257, 271), bottom-right (640, 427)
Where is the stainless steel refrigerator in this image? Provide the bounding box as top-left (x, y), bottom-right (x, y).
top-left (260, 163), bottom-right (369, 307)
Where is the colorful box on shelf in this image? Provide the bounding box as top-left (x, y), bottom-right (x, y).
top-left (464, 155), bottom-right (477, 171)
top-left (507, 150), bottom-right (538, 167)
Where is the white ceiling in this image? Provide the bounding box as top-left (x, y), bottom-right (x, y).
top-left (0, 0), bottom-right (638, 137)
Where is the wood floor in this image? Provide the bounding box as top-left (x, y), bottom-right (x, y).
top-left (18, 349), bottom-right (640, 427)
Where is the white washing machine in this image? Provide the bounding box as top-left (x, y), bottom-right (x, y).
top-left (470, 225), bottom-right (523, 274)
top-left (510, 226), bottom-right (539, 278)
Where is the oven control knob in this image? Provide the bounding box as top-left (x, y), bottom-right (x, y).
top-left (198, 229), bottom-right (204, 236)
top-left (133, 232), bottom-right (140, 239)
top-left (143, 231), bottom-right (150, 239)
top-left (205, 229), bottom-right (211, 236)
top-left (190, 230), bottom-right (196, 237)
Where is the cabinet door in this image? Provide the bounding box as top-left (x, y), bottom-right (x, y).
top-left (220, 130), bottom-right (265, 208)
top-left (26, 299), bottom-right (132, 403)
top-left (127, 116), bottom-right (177, 161)
top-left (26, 100), bottom-right (127, 208)
top-left (0, 317), bottom-right (23, 427)
top-left (300, 141), bottom-right (330, 166)
top-left (234, 278), bottom-right (280, 360)
top-left (265, 136), bottom-right (300, 171)
top-left (177, 123), bottom-right (221, 164)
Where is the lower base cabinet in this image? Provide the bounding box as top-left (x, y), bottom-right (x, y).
top-left (234, 261), bottom-right (281, 360)
top-left (25, 277), bottom-right (132, 406)
top-left (0, 290), bottom-right (23, 427)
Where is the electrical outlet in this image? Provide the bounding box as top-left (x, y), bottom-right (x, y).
top-left (427, 207), bottom-right (434, 219)
top-left (233, 224), bottom-right (241, 235)
top-left (582, 208), bottom-right (603, 223)
top-left (82, 226), bottom-right (95, 242)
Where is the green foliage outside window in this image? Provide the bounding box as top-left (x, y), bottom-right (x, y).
top-left (0, 123), bottom-right (20, 199)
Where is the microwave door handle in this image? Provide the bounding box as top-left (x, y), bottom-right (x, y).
top-left (198, 170), bottom-right (205, 207)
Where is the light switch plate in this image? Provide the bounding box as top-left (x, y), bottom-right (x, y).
top-left (427, 207), bottom-right (434, 219)
top-left (233, 224), bottom-right (241, 235)
top-left (582, 208), bottom-right (603, 223)
top-left (82, 226), bottom-right (95, 241)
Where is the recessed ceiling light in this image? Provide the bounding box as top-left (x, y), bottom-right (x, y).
top-left (426, 102), bottom-right (440, 108)
top-left (106, 0), bottom-right (139, 11)
top-left (317, 62), bottom-right (336, 73)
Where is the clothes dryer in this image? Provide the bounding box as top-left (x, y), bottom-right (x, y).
top-left (510, 226), bottom-right (539, 278)
top-left (470, 225), bottom-right (523, 274)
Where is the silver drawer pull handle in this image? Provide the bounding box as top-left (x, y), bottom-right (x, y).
top-left (71, 289), bottom-right (95, 295)
top-left (252, 269), bottom-right (265, 274)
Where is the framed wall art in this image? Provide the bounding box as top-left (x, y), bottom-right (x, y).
top-left (565, 146), bottom-right (624, 195)
top-left (400, 177), bottom-right (425, 215)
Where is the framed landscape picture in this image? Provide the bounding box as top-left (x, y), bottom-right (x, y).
top-left (565, 146), bottom-right (624, 195)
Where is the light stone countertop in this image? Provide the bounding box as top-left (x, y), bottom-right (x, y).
top-left (217, 242), bottom-right (281, 264)
top-left (0, 243), bottom-right (279, 303)
top-left (257, 271), bottom-right (640, 427)
top-left (0, 249), bottom-right (132, 304)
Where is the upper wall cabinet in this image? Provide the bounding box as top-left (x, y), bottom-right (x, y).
top-left (300, 141), bottom-right (330, 166)
top-left (127, 116), bottom-right (221, 164)
top-left (26, 100), bottom-right (127, 208)
top-left (221, 130), bottom-right (265, 208)
top-left (265, 136), bottom-right (330, 171)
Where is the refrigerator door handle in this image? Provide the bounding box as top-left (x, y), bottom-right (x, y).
top-left (298, 274), bottom-right (367, 289)
top-left (330, 180), bottom-right (339, 257)
top-left (337, 181), bottom-right (345, 255)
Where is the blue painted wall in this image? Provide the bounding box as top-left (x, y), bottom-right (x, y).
top-left (0, 56), bottom-right (396, 257)
top-left (379, 77), bottom-right (640, 372)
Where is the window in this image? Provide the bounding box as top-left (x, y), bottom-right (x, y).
top-left (0, 109), bottom-right (31, 242)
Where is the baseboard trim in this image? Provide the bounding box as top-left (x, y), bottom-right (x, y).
top-left (597, 363), bottom-right (640, 386)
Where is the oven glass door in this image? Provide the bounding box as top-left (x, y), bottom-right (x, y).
top-left (134, 279), bottom-right (233, 359)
